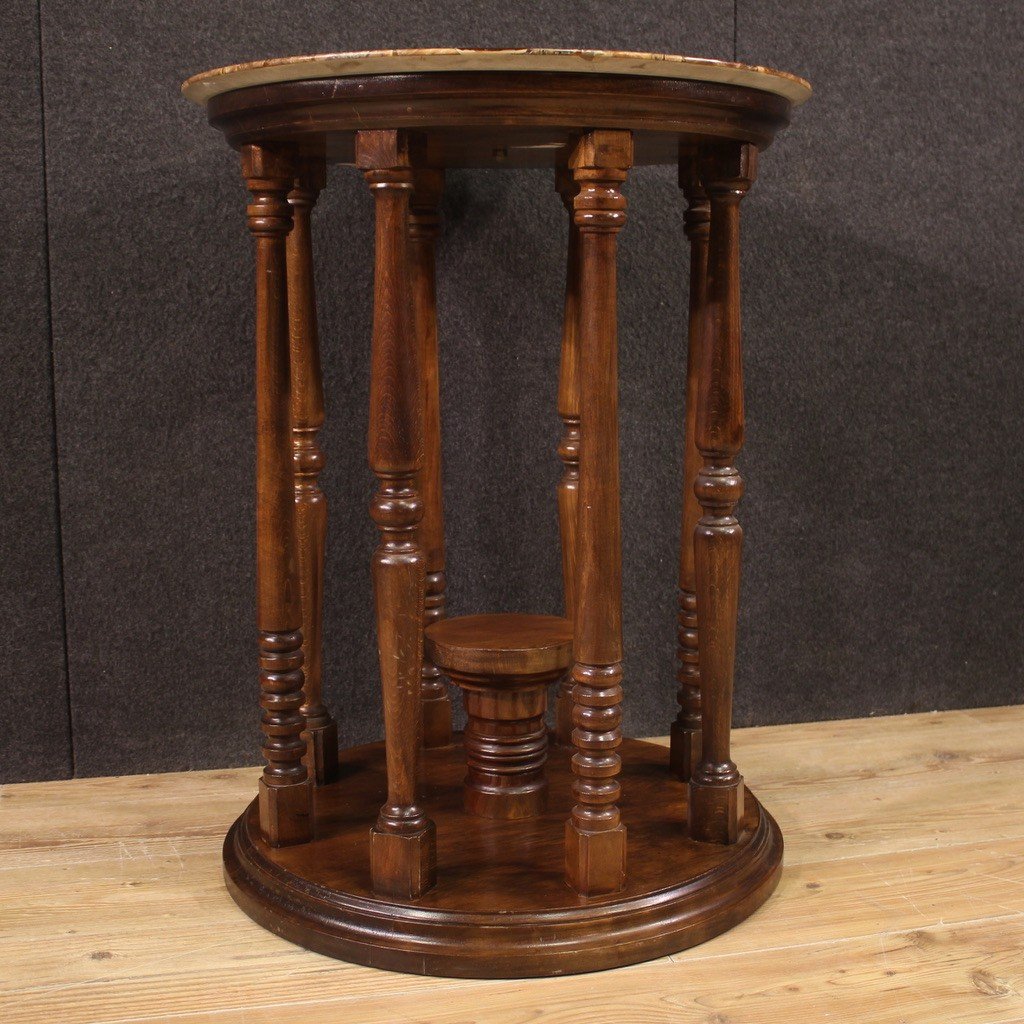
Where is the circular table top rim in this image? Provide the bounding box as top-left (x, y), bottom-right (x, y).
top-left (181, 47), bottom-right (811, 107)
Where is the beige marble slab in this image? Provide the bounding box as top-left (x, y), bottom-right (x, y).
top-left (181, 47), bottom-right (811, 106)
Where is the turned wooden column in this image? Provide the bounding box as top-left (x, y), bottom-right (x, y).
top-left (408, 168), bottom-right (454, 748)
top-left (564, 129), bottom-right (632, 896)
top-left (357, 129), bottom-right (437, 898)
top-left (670, 148), bottom-right (711, 781)
top-left (554, 167), bottom-right (581, 747)
top-left (426, 614), bottom-right (572, 820)
top-left (688, 142), bottom-right (756, 845)
top-left (287, 154), bottom-right (339, 786)
top-left (242, 143), bottom-right (314, 848)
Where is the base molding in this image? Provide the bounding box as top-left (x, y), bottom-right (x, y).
top-left (224, 737), bottom-right (782, 978)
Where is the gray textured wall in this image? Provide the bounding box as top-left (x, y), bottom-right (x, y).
top-left (3, 2), bottom-right (1021, 783)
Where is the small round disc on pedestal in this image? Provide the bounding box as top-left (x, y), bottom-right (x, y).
top-left (425, 612), bottom-right (573, 677)
top-left (224, 737), bottom-right (782, 978)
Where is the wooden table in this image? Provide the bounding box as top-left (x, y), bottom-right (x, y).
top-left (4, 707), bottom-right (1023, 1023)
top-left (178, 48), bottom-right (813, 976)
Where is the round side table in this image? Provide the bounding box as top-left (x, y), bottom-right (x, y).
top-left (182, 47), bottom-right (811, 979)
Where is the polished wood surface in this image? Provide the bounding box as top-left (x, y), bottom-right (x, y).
top-left (226, 736), bottom-right (781, 976)
top-left (408, 167), bottom-right (454, 749)
top-left (6, 707), bottom-right (1022, 1021)
top-left (286, 154), bottom-right (339, 787)
top-left (425, 613), bottom-right (573, 676)
top-left (456, 682), bottom-right (552, 820)
top-left (554, 168), bottom-right (581, 747)
top-left (187, 62), bottom-right (810, 977)
top-left (688, 142), bottom-right (756, 845)
top-left (563, 130), bottom-right (632, 896)
top-left (426, 614), bottom-right (572, 819)
top-left (182, 47), bottom-right (812, 106)
top-left (242, 143), bottom-right (313, 848)
top-left (670, 147), bottom-right (711, 782)
top-left (203, 72), bottom-right (796, 167)
top-left (357, 129), bottom-right (435, 898)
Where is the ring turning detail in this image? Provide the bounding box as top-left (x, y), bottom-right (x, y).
top-left (186, 47), bottom-right (808, 978)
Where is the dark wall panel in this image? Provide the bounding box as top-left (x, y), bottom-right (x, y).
top-left (40, 3), bottom-right (733, 777)
top-left (0, 1), bottom-right (72, 781)
top-left (734, 1), bottom-right (1024, 723)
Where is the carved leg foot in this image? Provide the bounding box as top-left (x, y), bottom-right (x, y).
top-left (370, 821), bottom-right (437, 899)
top-left (689, 772), bottom-right (744, 845)
top-left (258, 778), bottom-right (314, 848)
top-left (565, 821), bottom-right (627, 896)
top-left (302, 720), bottom-right (339, 786)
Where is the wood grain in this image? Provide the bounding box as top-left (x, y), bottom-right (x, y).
top-left (554, 167), bottom-right (581, 748)
top-left (206, 90), bottom-right (808, 956)
top-left (408, 167), bottom-right (453, 749)
top-left (564, 129), bottom-right (632, 896)
top-left (3, 707), bottom-right (1024, 1022)
top-left (203, 72), bottom-right (796, 168)
top-left (242, 143), bottom-right (313, 848)
top-left (425, 613), bottom-right (573, 819)
top-left (286, 153), bottom-right (339, 787)
top-left (356, 129), bottom-right (435, 898)
top-left (425, 613), bottom-right (573, 677)
top-left (669, 146), bottom-right (710, 782)
top-left (222, 738), bottom-right (780, 974)
top-left (688, 141), bottom-right (757, 846)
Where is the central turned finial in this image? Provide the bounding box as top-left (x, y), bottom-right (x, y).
top-left (426, 613), bottom-right (573, 819)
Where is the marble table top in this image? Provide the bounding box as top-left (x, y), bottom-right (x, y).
top-left (182, 47), bottom-right (811, 106)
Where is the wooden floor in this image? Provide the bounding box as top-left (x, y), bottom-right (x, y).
top-left (3, 706), bottom-right (1024, 1023)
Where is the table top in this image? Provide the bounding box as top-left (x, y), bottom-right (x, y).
top-left (187, 49), bottom-right (809, 168)
top-left (4, 705), bottom-right (1018, 1022)
top-left (181, 47), bottom-right (811, 106)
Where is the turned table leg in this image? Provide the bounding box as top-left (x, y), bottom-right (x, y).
top-left (554, 168), bottom-right (581, 747)
top-left (287, 154), bottom-right (339, 786)
top-left (409, 168), bottom-right (454, 748)
top-left (242, 144), bottom-right (314, 848)
top-left (357, 130), bottom-right (437, 898)
top-left (688, 142), bottom-right (757, 845)
top-left (670, 149), bottom-right (711, 781)
top-left (564, 130), bottom-right (632, 896)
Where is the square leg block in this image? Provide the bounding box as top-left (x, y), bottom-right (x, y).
top-left (302, 721), bottom-right (339, 787)
top-left (421, 691), bottom-right (454, 748)
top-left (258, 778), bottom-right (314, 848)
top-left (371, 822), bottom-right (437, 899)
top-left (565, 822), bottom-right (627, 896)
top-left (688, 776), bottom-right (744, 845)
top-left (669, 722), bottom-right (702, 781)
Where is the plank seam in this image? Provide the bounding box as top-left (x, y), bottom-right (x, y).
top-left (34, 0), bottom-right (75, 781)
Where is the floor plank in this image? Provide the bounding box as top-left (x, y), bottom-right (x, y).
top-left (14, 919), bottom-right (1024, 1024)
top-left (2, 706), bottom-right (1022, 1023)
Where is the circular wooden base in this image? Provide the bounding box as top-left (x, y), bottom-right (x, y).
top-left (224, 737), bottom-right (782, 978)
